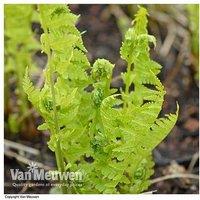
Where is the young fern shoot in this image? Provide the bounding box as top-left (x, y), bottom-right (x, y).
top-left (23, 5), bottom-right (178, 194)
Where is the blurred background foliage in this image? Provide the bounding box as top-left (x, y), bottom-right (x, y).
top-left (4, 4), bottom-right (199, 194)
top-left (5, 5), bottom-right (40, 137)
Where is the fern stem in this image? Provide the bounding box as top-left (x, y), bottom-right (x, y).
top-left (38, 5), bottom-right (67, 194)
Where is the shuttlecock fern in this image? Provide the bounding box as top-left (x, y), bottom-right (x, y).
top-left (23, 5), bottom-right (178, 194)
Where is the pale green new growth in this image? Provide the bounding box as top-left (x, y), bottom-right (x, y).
top-left (23, 5), bottom-right (178, 194)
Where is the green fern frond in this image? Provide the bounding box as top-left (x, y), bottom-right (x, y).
top-left (148, 104), bottom-right (179, 149)
top-left (23, 67), bottom-right (41, 109)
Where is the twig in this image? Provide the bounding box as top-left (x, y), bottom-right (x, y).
top-left (159, 23), bottom-right (176, 57)
top-left (150, 173), bottom-right (199, 184)
top-left (164, 48), bottom-right (184, 86)
top-left (19, 181), bottom-right (30, 194)
top-left (188, 152), bottom-right (199, 173)
top-left (4, 149), bottom-right (52, 171)
top-left (142, 190), bottom-right (157, 194)
top-left (4, 139), bottom-right (40, 156)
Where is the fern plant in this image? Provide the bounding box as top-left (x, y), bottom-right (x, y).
top-left (23, 5), bottom-right (178, 194)
top-left (5, 4), bottom-right (39, 135)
